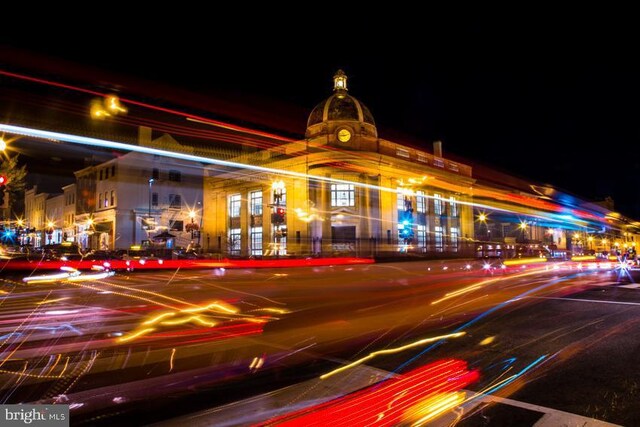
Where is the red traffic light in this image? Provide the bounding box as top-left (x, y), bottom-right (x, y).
top-left (276, 207), bottom-right (285, 215)
top-left (0, 175), bottom-right (7, 186)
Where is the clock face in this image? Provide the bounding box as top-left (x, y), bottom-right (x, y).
top-left (337, 129), bottom-right (352, 142)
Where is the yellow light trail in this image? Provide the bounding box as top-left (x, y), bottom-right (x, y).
top-left (503, 257), bottom-right (547, 266)
top-left (35, 297), bottom-right (70, 305)
top-left (182, 301), bottom-right (238, 314)
top-left (430, 266), bottom-right (552, 305)
top-left (143, 312), bottom-right (176, 325)
top-left (571, 255), bottom-right (596, 262)
top-left (407, 391), bottom-right (466, 426)
top-left (117, 328), bottom-right (155, 343)
top-left (320, 332), bottom-right (466, 380)
top-left (160, 315), bottom-right (216, 327)
top-left (169, 348), bottom-right (176, 372)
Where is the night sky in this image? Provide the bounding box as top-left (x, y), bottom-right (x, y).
top-left (2, 20), bottom-right (640, 217)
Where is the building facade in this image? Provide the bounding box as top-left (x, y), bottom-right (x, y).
top-left (73, 136), bottom-right (204, 251)
top-left (203, 71), bottom-right (475, 257)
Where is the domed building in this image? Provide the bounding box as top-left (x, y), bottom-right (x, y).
top-left (203, 71), bottom-right (475, 257)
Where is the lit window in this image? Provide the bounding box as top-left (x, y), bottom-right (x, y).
top-left (397, 191), bottom-right (405, 210)
top-left (229, 194), bottom-right (241, 218)
top-left (331, 184), bottom-right (355, 207)
top-left (250, 190), bottom-right (262, 216)
top-left (434, 158), bottom-right (444, 168)
top-left (229, 228), bottom-right (241, 255)
top-left (417, 191), bottom-right (426, 213)
top-left (251, 227), bottom-right (262, 256)
top-left (435, 226), bottom-right (444, 252)
top-left (450, 227), bottom-right (459, 252)
top-left (449, 197), bottom-right (458, 217)
top-left (449, 163), bottom-right (459, 172)
top-left (434, 194), bottom-right (444, 216)
top-left (417, 224), bottom-right (427, 251)
top-left (417, 153), bottom-right (427, 163)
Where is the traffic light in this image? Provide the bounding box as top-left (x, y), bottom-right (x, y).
top-left (399, 210), bottom-right (414, 243)
top-left (271, 207), bottom-right (286, 225)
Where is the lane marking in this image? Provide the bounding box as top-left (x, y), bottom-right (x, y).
top-left (528, 296), bottom-right (640, 306)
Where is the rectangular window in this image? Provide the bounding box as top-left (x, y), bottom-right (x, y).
top-left (170, 220), bottom-right (184, 231)
top-left (99, 170), bottom-right (103, 180)
top-left (152, 168), bottom-right (159, 180)
top-left (416, 191), bottom-right (426, 213)
top-left (105, 168), bottom-right (109, 179)
top-left (111, 165), bottom-right (116, 177)
top-left (396, 147), bottom-right (410, 158)
top-left (229, 194), bottom-right (241, 218)
top-left (111, 190), bottom-right (115, 207)
top-left (435, 226), bottom-right (444, 252)
top-left (152, 192), bottom-right (158, 207)
top-left (397, 191), bottom-right (405, 210)
top-left (331, 184), bottom-right (355, 207)
top-left (434, 158), bottom-right (444, 168)
top-left (417, 224), bottom-right (427, 252)
top-left (449, 163), bottom-right (459, 172)
top-left (449, 196), bottom-right (458, 217)
top-left (434, 193), bottom-right (444, 216)
top-left (417, 153), bottom-right (427, 163)
top-left (168, 170), bottom-right (181, 182)
top-left (251, 226), bottom-right (263, 256)
top-left (104, 193), bottom-right (109, 207)
top-left (169, 194), bottom-right (181, 208)
top-left (98, 193), bottom-right (102, 208)
top-left (250, 190), bottom-right (262, 216)
top-left (450, 227), bottom-right (459, 252)
top-left (229, 228), bottom-right (241, 255)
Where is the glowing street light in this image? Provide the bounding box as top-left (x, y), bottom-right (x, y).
top-left (0, 138), bottom-right (6, 152)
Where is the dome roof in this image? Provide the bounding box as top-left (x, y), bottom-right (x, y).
top-left (307, 93), bottom-right (376, 128)
top-left (306, 70), bottom-right (376, 129)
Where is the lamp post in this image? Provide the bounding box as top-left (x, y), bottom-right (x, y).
top-left (46, 221), bottom-right (55, 245)
top-left (148, 178), bottom-right (154, 231)
top-left (272, 179), bottom-right (285, 258)
top-left (188, 209), bottom-right (196, 239)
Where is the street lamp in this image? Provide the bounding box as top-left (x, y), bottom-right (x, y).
top-left (519, 221), bottom-right (528, 243)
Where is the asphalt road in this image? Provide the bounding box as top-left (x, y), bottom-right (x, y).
top-left (1, 260), bottom-right (638, 425)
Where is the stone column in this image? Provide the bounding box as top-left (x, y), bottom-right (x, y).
top-left (321, 176), bottom-right (332, 255)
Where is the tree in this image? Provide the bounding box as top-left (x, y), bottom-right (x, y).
top-left (0, 155), bottom-right (27, 212)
